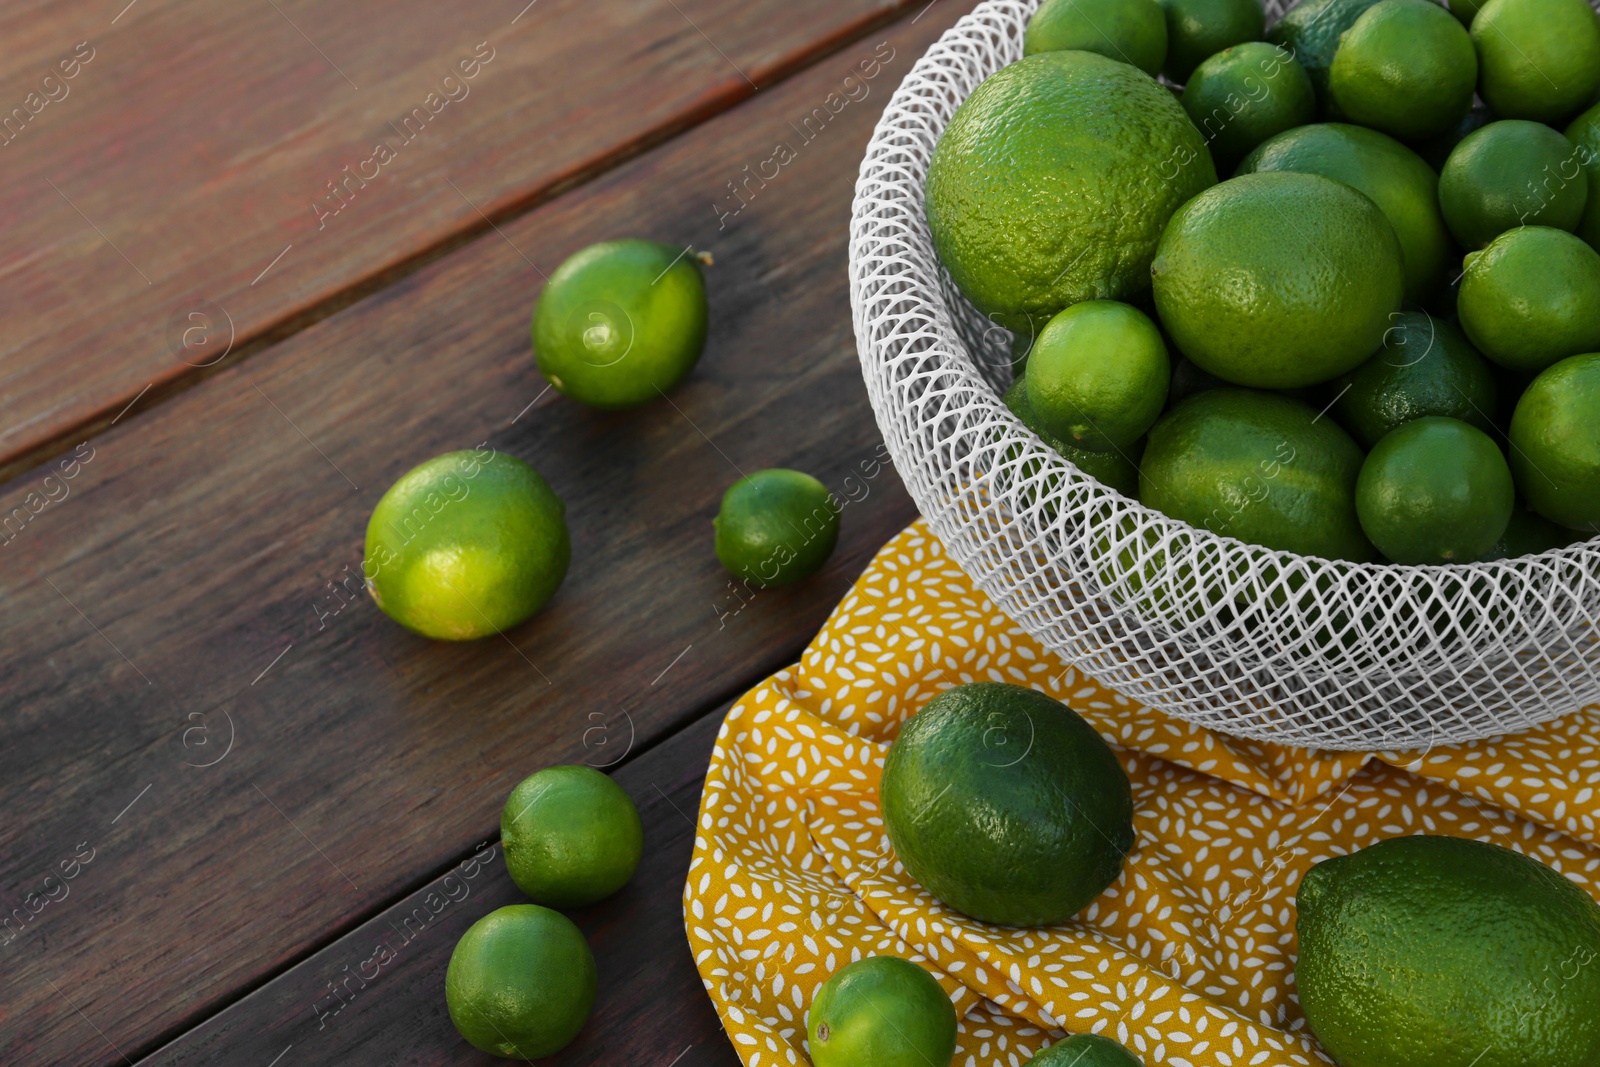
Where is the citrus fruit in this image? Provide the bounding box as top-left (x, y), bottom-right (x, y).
top-left (1568, 100), bottom-right (1600, 249)
top-left (1508, 351), bottom-right (1600, 531)
top-left (445, 904), bottom-right (597, 1059)
top-left (1472, 0), bottom-right (1600, 125)
top-left (1237, 123), bottom-right (1454, 304)
top-left (880, 682), bottom-right (1134, 927)
top-left (1002, 380), bottom-right (1142, 498)
top-left (1457, 226), bottom-right (1600, 373)
top-left (1438, 120), bottom-right (1590, 249)
top-left (1355, 416), bottom-right (1514, 563)
top-left (926, 50), bottom-right (1216, 336)
top-left (365, 450), bottom-right (570, 641)
top-left (1158, 0), bottom-right (1265, 83)
top-left (1328, 0), bottom-right (1477, 141)
top-left (1330, 311), bottom-right (1497, 448)
top-left (1180, 43), bottom-right (1314, 170)
top-left (806, 956), bottom-right (957, 1067)
top-left (1267, 0), bottom-right (1442, 112)
top-left (1414, 102), bottom-right (1493, 171)
top-left (1150, 171), bottom-right (1404, 389)
top-left (1024, 0), bottom-right (1168, 76)
top-left (1480, 501), bottom-right (1580, 559)
top-left (532, 238), bottom-right (708, 409)
top-left (713, 468), bottom-right (839, 587)
top-left (1025, 301), bottom-right (1170, 453)
top-left (501, 765), bottom-right (643, 908)
top-left (1033, 1033), bottom-right (1145, 1067)
top-left (1140, 389), bottom-right (1376, 560)
top-left (1296, 835), bottom-right (1600, 1067)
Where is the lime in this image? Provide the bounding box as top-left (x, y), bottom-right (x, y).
top-left (1438, 120), bottom-right (1590, 249)
top-left (1328, 0), bottom-right (1477, 141)
top-left (1267, 0), bottom-right (1443, 113)
top-left (532, 239), bottom-right (708, 409)
top-left (445, 905), bottom-right (596, 1059)
top-left (926, 50), bottom-right (1215, 336)
top-left (1296, 835), bottom-right (1600, 1067)
top-left (1180, 43), bottom-right (1314, 171)
top-left (1458, 226), bottom-right (1600, 373)
top-left (1025, 301), bottom-right (1170, 453)
top-left (1151, 171), bottom-right (1404, 389)
top-left (1330, 311), bottom-right (1497, 448)
top-left (1158, 0), bottom-right (1265, 83)
top-left (1447, 0), bottom-right (1486, 23)
top-left (364, 450), bottom-right (569, 641)
top-left (1024, 0), bottom-right (1168, 76)
top-left (1002, 380), bottom-right (1143, 498)
top-left (1033, 1034), bottom-right (1145, 1067)
top-left (1237, 123), bottom-right (1454, 304)
top-left (713, 468), bottom-right (839, 587)
top-left (1140, 389), bottom-right (1376, 560)
top-left (880, 682), bottom-right (1134, 927)
top-left (1480, 501), bottom-right (1580, 559)
top-left (1355, 417), bottom-right (1514, 563)
top-left (1509, 351), bottom-right (1600, 531)
top-left (501, 765), bottom-right (643, 908)
top-left (807, 956), bottom-right (957, 1067)
top-left (1414, 103), bottom-right (1493, 172)
top-left (1568, 101), bottom-right (1600, 249)
top-left (1472, 0), bottom-right (1600, 125)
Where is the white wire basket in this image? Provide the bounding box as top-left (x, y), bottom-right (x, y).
top-left (849, 0), bottom-right (1600, 751)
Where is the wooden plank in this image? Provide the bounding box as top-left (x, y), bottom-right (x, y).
top-left (133, 705), bottom-right (742, 1067)
top-left (0, 4), bottom-right (968, 1062)
top-left (0, 0), bottom-right (923, 481)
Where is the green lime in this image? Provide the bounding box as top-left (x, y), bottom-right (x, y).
top-left (1447, 0), bottom-right (1487, 23)
top-left (1140, 389), bottom-right (1376, 560)
top-left (1296, 835), bottom-right (1600, 1067)
top-left (713, 468), bottom-right (839, 587)
top-left (1330, 311), bottom-right (1497, 448)
top-left (445, 905), bottom-right (597, 1059)
top-left (1458, 226), bottom-right (1600, 373)
top-left (1267, 0), bottom-right (1443, 113)
top-left (1472, 0), bottom-right (1600, 125)
top-left (1024, 0), bottom-right (1168, 76)
top-left (880, 682), bottom-right (1134, 927)
top-left (364, 450), bottom-right (569, 641)
top-left (1438, 120), bottom-right (1590, 249)
top-left (1033, 1034), bottom-right (1145, 1067)
top-left (1151, 171), bottom-right (1404, 389)
top-left (1509, 351), bottom-right (1600, 531)
top-left (1002, 380), bottom-right (1143, 498)
top-left (1158, 0), bottom-right (1265, 83)
top-left (1479, 500), bottom-right (1580, 559)
top-left (1237, 123), bottom-right (1454, 304)
top-left (1328, 0), bottom-right (1477, 141)
top-left (1568, 100), bottom-right (1600, 249)
top-left (927, 50), bottom-right (1215, 336)
top-left (807, 956), bottom-right (957, 1067)
top-left (1355, 416), bottom-right (1514, 563)
top-left (501, 765), bottom-right (643, 908)
top-left (532, 239), bottom-right (708, 409)
top-left (1180, 43), bottom-right (1314, 171)
top-left (1413, 102), bottom-right (1493, 172)
top-left (1025, 301), bottom-right (1170, 453)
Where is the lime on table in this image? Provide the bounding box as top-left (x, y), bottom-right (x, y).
top-left (1001, 380), bottom-right (1142, 499)
top-left (365, 450), bottom-right (570, 640)
top-left (880, 682), bottom-right (1135, 927)
top-left (1158, 0), bottom-right (1265, 83)
top-left (1471, 0), bottom-right (1600, 125)
top-left (1328, 0), bottom-right (1477, 141)
top-left (714, 468), bottom-right (840, 587)
top-left (1180, 43), bottom-right (1314, 171)
top-left (501, 765), bottom-right (643, 908)
top-left (1569, 101), bottom-right (1600, 250)
top-left (1330, 311), bottom-right (1497, 448)
top-left (532, 238), bottom-right (708, 409)
top-left (1355, 416), bottom-right (1514, 563)
top-left (445, 904), bottom-right (597, 1059)
top-left (1458, 226), bottom-right (1600, 374)
top-left (1296, 835), bottom-right (1600, 1067)
top-left (926, 50), bottom-right (1215, 336)
top-left (806, 956), bottom-right (957, 1067)
top-left (1509, 352), bottom-right (1600, 531)
top-left (1033, 1033), bottom-right (1145, 1067)
top-left (1024, 0), bottom-right (1168, 76)
top-left (1025, 301), bottom-right (1170, 453)
top-left (1439, 120), bottom-right (1590, 250)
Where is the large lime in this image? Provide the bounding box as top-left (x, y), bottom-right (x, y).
top-left (1025, 301), bottom-right (1170, 453)
top-left (1180, 43), bottom-right (1314, 171)
top-left (501, 765), bottom-right (643, 908)
top-left (1158, 0), bottom-right (1265, 83)
top-left (1568, 100), bottom-right (1600, 250)
top-left (1328, 0), bottom-right (1477, 141)
top-left (1330, 311), bottom-right (1497, 448)
top-left (445, 905), bottom-right (596, 1059)
top-left (1355, 416), bottom-right (1514, 563)
top-left (1439, 120), bottom-right (1590, 250)
top-left (1024, 0), bottom-right (1168, 76)
top-left (807, 956), bottom-right (957, 1067)
top-left (1508, 352), bottom-right (1600, 531)
top-left (1457, 226), bottom-right (1600, 374)
top-left (1033, 1034), bottom-right (1144, 1067)
top-left (1001, 380), bottom-right (1142, 500)
top-left (1472, 0), bottom-right (1600, 125)
top-left (713, 468), bottom-right (840, 587)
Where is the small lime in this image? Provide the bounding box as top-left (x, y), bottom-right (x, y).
top-left (445, 905), bottom-right (596, 1059)
top-left (807, 956), bottom-right (957, 1067)
top-left (1024, 0), bottom-right (1168, 76)
top-left (1439, 120), bottom-right (1590, 249)
top-left (1328, 0), bottom-right (1477, 141)
top-left (1509, 352), bottom-right (1600, 531)
top-left (1458, 226), bottom-right (1600, 373)
top-left (713, 469), bottom-right (839, 587)
top-left (1330, 311), bottom-right (1497, 448)
top-left (1472, 0), bottom-right (1600, 125)
top-left (1180, 43), bottom-right (1314, 170)
top-left (1025, 301), bottom-right (1170, 453)
top-left (1355, 416), bottom-right (1514, 563)
top-left (1033, 1033), bottom-right (1145, 1067)
top-left (1158, 0), bottom-right (1265, 83)
top-left (1568, 101), bottom-right (1600, 250)
top-left (501, 765), bottom-right (643, 908)
top-left (1002, 380), bottom-right (1142, 499)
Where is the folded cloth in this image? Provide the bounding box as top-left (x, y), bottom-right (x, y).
top-left (685, 519), bottom-right (1600, 1067)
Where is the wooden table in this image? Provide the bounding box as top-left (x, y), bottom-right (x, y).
top-left (0, 1), bottom-right (978, 1062)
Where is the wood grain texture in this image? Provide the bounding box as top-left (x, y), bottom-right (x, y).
top-left (0, 3), bottom-right (974, 1062)
top-left (0, 0), bottom-right (922, 481)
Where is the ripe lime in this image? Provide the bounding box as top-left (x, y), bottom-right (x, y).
top-left (1355, 416), bottom-right (1514, 563)
top-left (1458, 226), bottom-right (1600, 373)
top-left (807, 956), bottom-right (957, 1067)
top-left (1033, 1033), bottom-right (1144, 1067)
top-left (501, 765), bottom-right (643, 908)
top-left (1158, 0), bottom-right (1265, 83)
top-left (1328, 0), bottom-right (1477, 141)
top-left (880, 682), bottom-right (1134, 927)
top-left (1002, 380), bottom-right (1142, 499)
top-left (713, 468), bottom-right (839, 588)
top-left (1472, 0), bottom-right (1600, 125)
top-left (1330, 311), bottom-right (1497, 448)
top-left (926, 50), bottom-right (1215, 336)
top-left (1024, 0), bottom-right (1168, 76)
top-left (1151, 171), bottom-right (1404, 389)
top-left (1508, 351), bottom-right (1600, 531)
top-left (1568, 100), bottom-right (1600, 249)
top-left (445, 905), bottom-right (596, 1059)
top-left (365, 450), bottom-right (569, 640)
top-left (1480, 501), bottom-right (1580, 559)
top-left (1025, 301), bottom-right (1170, 453)
top-left (1267, 0), bottom-right (1443, 112)
top-left (1438, 120), bottom-right (1590, 250)
top-left (532, 239), bottom-right (708, 409)
top-left (1180, 43), bottom-right (1314, 171)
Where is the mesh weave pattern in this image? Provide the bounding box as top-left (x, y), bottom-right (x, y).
top-left (849, 0), bottom-right (1600, 750)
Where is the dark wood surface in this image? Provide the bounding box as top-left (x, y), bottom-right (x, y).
top-left (0, 3), bottom-right (971, 1064)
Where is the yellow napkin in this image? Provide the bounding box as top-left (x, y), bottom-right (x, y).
top-left (685, 520), bottom-right (1600, 1067)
